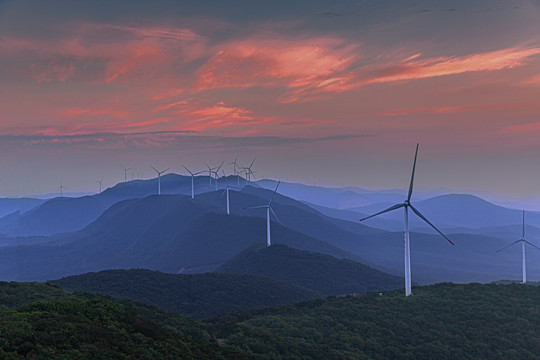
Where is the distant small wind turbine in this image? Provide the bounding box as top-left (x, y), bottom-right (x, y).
top-left (359, 144), bottom-right (454, 296)
top-left (204, 162), bottom-right (216, 187)
top-left (221, 185), bottom-right (239, 215)
top-left (230, 155), bottom-right (242, 187)
top-left (497, 210), bottom-right (540, 283)
top-left (97, 177), bottom-right (104, 194)
top-left (243, 158), bottom-right (256, 183)
top-left (211, 161), bottom-right (225, 190)
top-left (151, 166), bottom-right (169, 195)
top-left (183, 165), bottom-right (203, 199)
top-left (59, 180), bottom-right (67, 198)
top-left (121, 165), bottom-right (132, 183)
top-left (245, 181), bottom-right (281, 247)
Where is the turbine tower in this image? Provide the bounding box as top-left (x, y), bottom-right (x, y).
top-left (121, 165), bottom-right (132, 183)
top-left (246, 181), bottom-right (281, 246)
top-left (151, 166), bottom-right (169, 195)
top-left (221, 185), bottom-right (239, 215)
top-left (497, 210), bottom-right (540, 283)
top-left (183, 165), bottom-right (203, 199)
top-left (359, 144), bottom-right (454, 296)
top-left (97, 177), bottom-right (104, 194)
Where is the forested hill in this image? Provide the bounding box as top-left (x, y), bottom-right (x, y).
top-left (210, 282), bottom-right (540, 360)
top-left (50, 269), bottom-right (321, 318)
top-left (0, 282), bottom-right (250, 359)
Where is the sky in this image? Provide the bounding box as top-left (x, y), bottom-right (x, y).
top-left (1, 0), bottom-right (540, 206)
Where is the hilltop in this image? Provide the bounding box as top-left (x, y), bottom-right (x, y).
top-left (216, 244), bottom-right (403, 296)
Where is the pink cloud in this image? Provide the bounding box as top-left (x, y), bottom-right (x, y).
top-left (362, 47), bottom-right (540, 85)
top-left (196, 38), bottom-right (355, 90)
top-left (500, 121), bottom-right (540, 134)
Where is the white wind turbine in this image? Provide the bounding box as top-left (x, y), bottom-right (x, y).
top-left (246, 181), bottom-right (281, 247)
top-left (151, 166), bottom-right (169, 195)
top-left (97, 177), bottom-right (104, 194)
top-left (221, 185), bottom-right (239, 215)
top-left (497, 210), bottom-right (540, 283)
top-left (359, 144), bottom-right (454, 296)
top-left (121, 165), bottom-right (132, 183)
top-left (183, 166), bottom-right (204, 199)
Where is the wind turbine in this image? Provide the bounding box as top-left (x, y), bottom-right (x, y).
top-left (497, 210), bottom-right (540, 283)
top-left (359, 144), bottom-right (454, 296)
top-left (204, 162), bottom-right (216, 187)
top-left (97, 177), bottom-right (104, 194)
top-left (183, 165), bottom-right (203, 199)
top-left (230, 155), bottom-right (242, 187)
top-left (245, 181), bottom-right (281, 247)
top-left (59, 180), bottom-right (67, 198)
top-left (221, 185), bottom-right (239, 215)
top-left (121, 165), bottom-right (132, 183)
top-left (243, 158), bottom-right (256, 183)
top-left (210, 161), bottom-right (225, 190)
top-left (151, 166), bottom-right (169, 195)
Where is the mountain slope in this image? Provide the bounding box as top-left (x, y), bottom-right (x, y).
top-left (50, 269), bottom-right (321, 319)
top-left (216, 244), bottom-right (403, 296)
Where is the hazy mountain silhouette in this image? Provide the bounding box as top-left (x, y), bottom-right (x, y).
top-left (0, 174), bottom-right (231, 236)
top-left (0, 193), bottom-right (360, 281)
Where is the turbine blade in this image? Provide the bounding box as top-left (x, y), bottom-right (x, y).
top-left (359, 203), bottom-right (404, 222)
top-left (249, 158), bottom-right (256, 168)
top-left (182, 165), bottom-right (193, 175)
top-left (524, 240), bottom-right (540, 252)
top-left (220, 189), bottom-right (226, 198)
top-left (522, 210), bottom-right (525, 238)
top-left (407, 143), bottom-right (419, 202)
top-left (151, 166), bottom-right (158, 173)
top-left (215, 160), bottom-right (225, 173)
top-left (496, 239), bottom-right (522, 253)
top-left (270, 206), bottom-right (282, 224)
top-left (245, 205), bottom-right (268, 210)
top-left (409, 204), bottom-right (454, 245)
top-left (268, 181), bottom-right (281, 205)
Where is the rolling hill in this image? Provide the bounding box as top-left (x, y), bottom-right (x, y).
top-left (50, 269), bottom-right (321, 319)
top-left (216, 244), bottom-right (403, 296)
